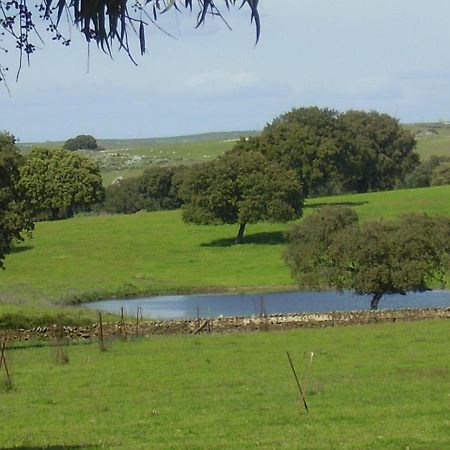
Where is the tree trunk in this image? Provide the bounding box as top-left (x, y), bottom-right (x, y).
top-left (370, 292), bottom-right (383, 310)
top-left (235, 223), bottom-right (246, 244)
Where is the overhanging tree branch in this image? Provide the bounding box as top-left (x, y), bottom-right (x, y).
top-left (0, 0), bottom-right (260, 82)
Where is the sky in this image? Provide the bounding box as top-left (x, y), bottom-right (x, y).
top-left (2, 0), bottom-right (450, 142)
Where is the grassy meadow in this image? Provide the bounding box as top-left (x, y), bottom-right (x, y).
top-left (98, 140), bottom-right (238, 185)
top-left (3, 133), bottom-right (450, 450)
top-left (1, 319), bottom-right (449, 449)
top-left (410, 123), bottom-right (450, 159)
top-left (0, 185), bottom-right (449, 316)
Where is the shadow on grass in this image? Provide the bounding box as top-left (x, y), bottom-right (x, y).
top-left (2, 446), bottom-right (99, 449)
top-left (10, 245), bottom-right (33, 254)
top-left (201, 231), bottom-right (286, 247)
top-left (306, 201), bottom-right (368, 209)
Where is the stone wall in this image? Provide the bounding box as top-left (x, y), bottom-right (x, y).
top-left (1, 307), bottom-right (449, 342)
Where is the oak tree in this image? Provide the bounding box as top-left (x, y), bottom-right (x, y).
top-left (0, 132), bottom-right (34, 268)
top-left (181, 150), bottom-right (304, 244)
top-left (284, 207), bottom-right (450, 310)
top-left (236, 107), bottom-right (419, 197)
top-left (20, 147), bottom-right (104, 220)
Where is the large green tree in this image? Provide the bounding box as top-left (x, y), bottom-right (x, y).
top-left (284, 207), bottom-right (450, 310)
top-left (181, 150), bottom-right (304, 244)
top-left (0, 132), bottom-right (34, 268)
top-left (337, 111), bottom-right (419, 192)
top-left (236, 107), bottom-right (419, 196)
top-left (234, 107), bottom-right (346, 197)
top-left (20, 148), bottom-right (104, 220)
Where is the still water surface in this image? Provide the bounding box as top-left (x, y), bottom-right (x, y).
top-left (85, 290), bottom-right (450, 320)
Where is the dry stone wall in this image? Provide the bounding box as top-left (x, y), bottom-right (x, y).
top-left (1, 307), bottom-right (449, 342)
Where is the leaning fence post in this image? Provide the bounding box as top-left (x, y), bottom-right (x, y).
top-left (0, 338), bottom-right (12, 389)
top-left (56, 321), bottom-right (69, 364)
top-left (286, 351), bottom-right (309, 413)
top-left (98, 312), bottom-right (106, 351)
top-left (135, 307), bottom-right (141, 337)
top-left (120, 307), bottom-right (126, 339)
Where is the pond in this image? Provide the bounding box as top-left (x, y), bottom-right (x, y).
top-left (84, 289), bottom-right (450, 320)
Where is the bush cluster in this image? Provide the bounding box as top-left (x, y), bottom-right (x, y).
top-left (103, 166), bottom-right (188, 214)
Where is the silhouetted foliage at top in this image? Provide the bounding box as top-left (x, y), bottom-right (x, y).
top-left (0, 0), bottom-right (260, 84)
top-left (0, 132), bottom-right (34, 268)
top-left (234, 107), bottom-right (419, 197)
top-left (284, 207), bottom-right (450, 310)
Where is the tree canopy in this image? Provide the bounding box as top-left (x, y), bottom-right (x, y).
top-left (0, 132), bottom-right (34, 268)
top-left (284, 207), bottom-right (450, 310)
top-left (20, 147), bottom-right (104, 220)
top-left (0, 0), bottom-right (260, 83)
top-left (235, 107), bottom-right (419, 197)
top-left (431, 162), bottom-right (450, 186)
top-left (181, 150), bottom-right (304, 243)
top-left (403, 155), bottom-right (450, 188)
top-left (63, 134), bottom-right (100, 151)
top-left (104, 165), bottom-right (186, 214)
top-left (337, 110), bottom-right (419, 193)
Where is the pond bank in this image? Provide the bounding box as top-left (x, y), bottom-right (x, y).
top-left (1, 307), bottom-right (449, 342)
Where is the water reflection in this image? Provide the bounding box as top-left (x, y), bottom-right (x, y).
top-left (84, 290), bottom-right (450, 320)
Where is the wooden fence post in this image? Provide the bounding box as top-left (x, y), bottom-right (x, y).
top-left (286, 351), bottom-right (309, 413)
top-left (0, 338), bottom-right (12, 389)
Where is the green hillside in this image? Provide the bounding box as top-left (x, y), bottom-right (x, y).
top-left (1, 185), bottom-right (449, 309)
top-left (406, 122), bottom-right (450, 159)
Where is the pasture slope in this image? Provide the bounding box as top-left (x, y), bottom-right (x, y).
top-left (1, 319), bottom-right (449, 449)
top-left (0, 185), bottom-right (449, 313)
top-left (409, 122), bottom-right (450, 159)
top-left (3, 128), bottom-right (448, 450)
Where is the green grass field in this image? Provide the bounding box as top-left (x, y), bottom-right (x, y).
top-left (4, 141), bottom-right (450, 449)
top-left (407, 123), bottom-right (450, 159)
top-left (1, 319), bottom-right (449, 449)
top-left (99, 140), bottom-right (238, 185)
top-left (1, 185), bottom-right (449, 318)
